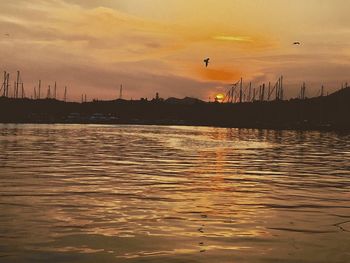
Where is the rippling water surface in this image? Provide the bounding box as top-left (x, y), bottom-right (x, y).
top-left (0, 124), bottom-right (350, 263)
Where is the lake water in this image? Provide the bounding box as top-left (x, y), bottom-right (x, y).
top-left (0, 124), bottom-right (349, 263)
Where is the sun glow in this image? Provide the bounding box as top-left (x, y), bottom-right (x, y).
top-left (0, 1), bottom-right (349, 100)
top-left (215, 93), bottom-right (225, 103)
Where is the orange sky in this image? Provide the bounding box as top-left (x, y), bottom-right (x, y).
top-left (1, 0), bottom-right (350, 101)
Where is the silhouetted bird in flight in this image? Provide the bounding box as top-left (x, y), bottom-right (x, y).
top-left (204, 58), bottom-right (210, 67)
top-left (230, 80), bottom-right (240, 86)
top-left (293, 42), bottom-right (301, 45)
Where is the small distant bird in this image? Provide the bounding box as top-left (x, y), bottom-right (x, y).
top-left (293, 42), bottom-right (301, 45)
top-left (204, 58), bottom-right (210, 67)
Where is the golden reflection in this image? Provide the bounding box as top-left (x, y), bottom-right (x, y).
top-left (171, 127), bottom-right (277, 242)
top-left (2, 125), bottom-right (349, 262)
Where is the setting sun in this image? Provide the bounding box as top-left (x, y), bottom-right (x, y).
top-left (215, 93), bottom-right (225, 103)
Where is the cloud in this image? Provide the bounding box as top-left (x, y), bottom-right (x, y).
top-left (213, 36), bottom-right (253, 42)
top-left (195, 67), bottom-right (241, 82)
top-left (0, 0), bottom-right (350, 101)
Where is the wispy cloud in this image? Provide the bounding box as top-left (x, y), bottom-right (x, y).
top-left (0, 0), bottom-right (350, 100)
top-left (213, 35), bottom-right (253, 42)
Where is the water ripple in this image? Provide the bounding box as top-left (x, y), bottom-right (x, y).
top-left (0, 124), bottom-right (349, 263)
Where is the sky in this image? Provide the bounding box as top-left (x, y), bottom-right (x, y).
top-left (0, 0), bottom-right (350, 101)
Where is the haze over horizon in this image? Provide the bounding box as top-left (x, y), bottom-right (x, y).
top-left (1, 0), bottom-right (349, 101)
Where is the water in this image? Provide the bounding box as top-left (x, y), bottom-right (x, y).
top-left (0, 124), bottom-right (349, 263)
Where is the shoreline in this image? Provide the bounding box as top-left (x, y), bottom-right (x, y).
top-left (1, 87), bottom-right (349, 132)
top-left (0, 120), bottom-right (348, 133)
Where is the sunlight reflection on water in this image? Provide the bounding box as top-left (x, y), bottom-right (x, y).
top-left (0, 124), bottom-right (349, 263)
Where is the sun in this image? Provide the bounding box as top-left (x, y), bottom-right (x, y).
top-left (215, 93), bottom-right (225, 103)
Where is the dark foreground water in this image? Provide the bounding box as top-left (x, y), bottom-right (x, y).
top-left (0, 124), bottom-right (349, 263)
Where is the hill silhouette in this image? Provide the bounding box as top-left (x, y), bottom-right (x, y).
top-left (0, 87), bottom-right (349, 130)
